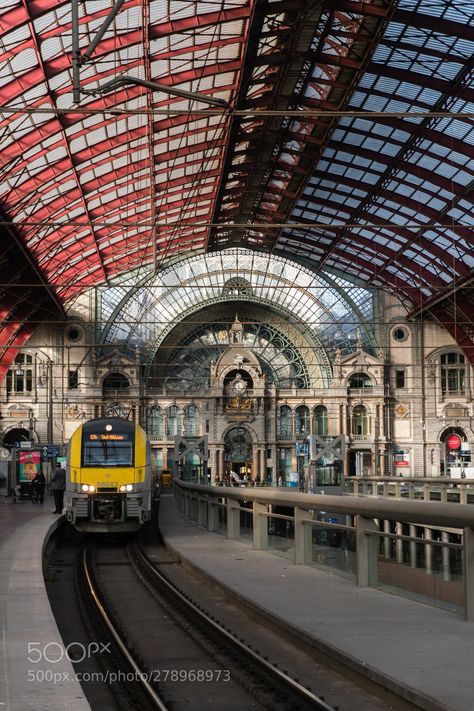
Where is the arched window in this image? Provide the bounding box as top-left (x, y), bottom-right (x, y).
top-left (166, 405), bottom-right (180, 437)
top-left (102, 372), bottom-right (130, 397)
top-left (295, 405), bottom-right (310, 437)
top-left (184, 405), bottom-right (199, 437)
top-left (348, 372), bottom-right (373, 389)
top-left (148, 405), bottom-right (163, 439)
top-left (6, 354), bottom-right (33, 394)
top-left (352, 405), bottom-right (368, 436)
top-left (278, 405), bottom-right (292, 439)
top-left (441, 352), bottom-right (465, 396)
top-left (313, 405), bottom-right (328, 436)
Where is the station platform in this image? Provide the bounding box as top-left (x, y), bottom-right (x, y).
top-left (0, 499), bottom-right (90, 711)
top-left (2, 494), bottom-right (473, 711)
top-left (159, 492), bottom-right (474, 711)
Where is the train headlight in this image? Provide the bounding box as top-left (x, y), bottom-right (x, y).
top-left (119, 484), bottom-right (133, 492)
top-left (81, 484), bottom-right (95, 492)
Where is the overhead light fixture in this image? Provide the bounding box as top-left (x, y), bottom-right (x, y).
top-left (94, 75), bottom-right (230, 109)
top-left (71, 0), bottom-right (229, 110)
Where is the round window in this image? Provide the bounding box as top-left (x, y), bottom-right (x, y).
top-left (65, 326), bottom-right (82, 342)
top-left (392, 326), bottom-right (408, 342)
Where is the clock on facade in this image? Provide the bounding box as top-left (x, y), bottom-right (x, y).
top-left (231, 373), bottom-right (247, 394)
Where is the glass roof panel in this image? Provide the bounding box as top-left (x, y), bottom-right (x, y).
top-left (279, 1), bottom-right (474, 301)
top-left (0, 0), bottom-right (252, 300)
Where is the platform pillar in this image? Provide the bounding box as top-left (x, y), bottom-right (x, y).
top-left (208, 500), bottom-right (219, 532)
top-left (227, 498), bottom-right (240, 539)
top-left (356, 514), bottom-right (378, 587)
top-left (424, 527), bottom-right (433, 574)
top-left (294, 507), bottom-right (312, 565)
top-left (253, 502), bottom-right (268, 550)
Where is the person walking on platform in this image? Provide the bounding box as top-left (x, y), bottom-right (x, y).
top-left (51, 462), bottom-right (66, 514)
top-left (31, 470), bottom-right (46, 503)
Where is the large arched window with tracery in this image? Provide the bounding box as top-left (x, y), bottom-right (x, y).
top-left (154, 321), bottom-right (310, 391)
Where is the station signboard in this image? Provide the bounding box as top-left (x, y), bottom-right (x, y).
top-left (42, 445), bottom-right (60, 458)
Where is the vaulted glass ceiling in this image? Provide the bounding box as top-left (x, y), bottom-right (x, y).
top-left (98, 249), bottom-right (375, 364)
top-left (0, 0), bottom-right (473, 372)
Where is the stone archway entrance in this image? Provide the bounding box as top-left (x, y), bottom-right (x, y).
top-left (2, 427), bottom-right (30, 448)
top-left (224, 427), bottom-right (253, 481)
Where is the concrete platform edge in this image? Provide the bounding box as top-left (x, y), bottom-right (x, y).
top-left (161, 535), bottom-right (450, 711)
top-left (0, 513), bottom-right (91, 711)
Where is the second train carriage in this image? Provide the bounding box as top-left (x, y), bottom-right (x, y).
top-left (66, 417), bottom-right (155, 533)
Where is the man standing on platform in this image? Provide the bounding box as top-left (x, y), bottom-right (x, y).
top-left (51, 461), bottom-right (66, 514)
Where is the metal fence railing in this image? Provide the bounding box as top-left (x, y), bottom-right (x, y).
top-left (173, 478), bottom-right (474, 620)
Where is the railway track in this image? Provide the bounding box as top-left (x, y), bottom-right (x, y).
top-left (81, 536), bottom-right (335, 710)
top-left (45, 527), bottom-right (416, 711)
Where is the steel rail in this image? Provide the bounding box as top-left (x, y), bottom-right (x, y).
top-left (130, 541), bottom-right (335, 711)
top-left (81, 544), bottom-right (168, 711)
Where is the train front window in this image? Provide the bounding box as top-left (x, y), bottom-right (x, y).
top-left (83, 440), bottom-right (133, 467)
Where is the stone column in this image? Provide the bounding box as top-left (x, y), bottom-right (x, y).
top-left (271, 444), bottom-right (278, 485)
top-left (259, 448), bottom-right (266, 483)
top-left (252, 448), bottom-right (259, 481)
top-left (219, 449), bottom-right (225, 480)
top-left (213, 448), bottom-right (219, 483)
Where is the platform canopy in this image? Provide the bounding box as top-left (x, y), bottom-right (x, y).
top-left (0, 0), bottom-right (473, 373)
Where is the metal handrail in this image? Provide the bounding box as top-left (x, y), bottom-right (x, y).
top-left (174, 478), bottom-right (474, 528)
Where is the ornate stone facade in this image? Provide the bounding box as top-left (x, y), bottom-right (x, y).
top-left (1, 301), bottom-right (473, 483)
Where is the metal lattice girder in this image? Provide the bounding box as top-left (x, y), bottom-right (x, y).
top-left (211, 0), bottom-right (395, 248)
top-left (0, 0), bottom-right (474, 366)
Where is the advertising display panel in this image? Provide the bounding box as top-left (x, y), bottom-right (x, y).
top-left (18, 451), bottom-right (41, 482)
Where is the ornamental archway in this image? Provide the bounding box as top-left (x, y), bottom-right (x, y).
top-left (224, 427), bottom-right (253, 482)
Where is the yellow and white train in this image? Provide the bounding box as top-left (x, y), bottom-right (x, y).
top-left (66, 417), bottom-right (155, 533)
